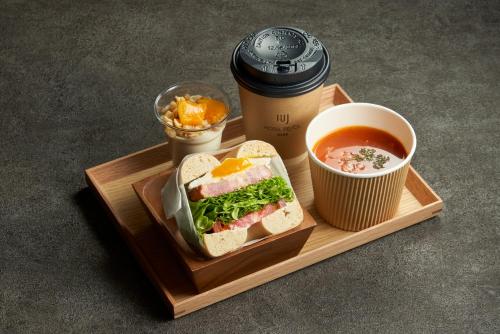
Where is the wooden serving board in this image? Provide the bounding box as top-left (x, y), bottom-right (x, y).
top-left (133, 170), bottom-right (316, 292)
top-left (85, 84), bottom-right (443, 318)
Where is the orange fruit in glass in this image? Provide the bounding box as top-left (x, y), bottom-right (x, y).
top-left (177, 100), bottom-right (206, 126)
top-left (199, 98), bottom-right (227, 125)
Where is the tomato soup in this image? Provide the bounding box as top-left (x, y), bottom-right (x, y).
top-left (313, 126), bottom-right (407, 174)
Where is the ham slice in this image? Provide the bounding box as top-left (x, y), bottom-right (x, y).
top-left (189, 165), bottom-right (272, 201)
top-left (211, 200), bottom-right (286, 233)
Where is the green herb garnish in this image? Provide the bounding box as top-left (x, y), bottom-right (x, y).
top-left (352, 148), bottom-right (375, 162)
top-left (350, 148), bottom-right (390, 169)
top-left (373, 154), bottom-right (390, 169)
top-left (189, 176), bottom-right (294, 235)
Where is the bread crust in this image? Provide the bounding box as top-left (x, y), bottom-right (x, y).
top-left (179, 153), bottom-right (220, 184)
top-left (223, 140), bottom-right (278, 159)
top-left (202, 228), bottom-right (248, 257)
top-left (247, 198), bottom-right (303, 239)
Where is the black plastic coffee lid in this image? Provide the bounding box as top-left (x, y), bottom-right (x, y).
top-left (231, 26), bottom-right (331, 97)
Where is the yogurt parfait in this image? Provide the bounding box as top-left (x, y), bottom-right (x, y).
top-left (154, 82), bottom-right (230, 165)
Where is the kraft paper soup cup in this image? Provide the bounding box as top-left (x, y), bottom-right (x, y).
top-left (305, 103), bottom-right (417, 231)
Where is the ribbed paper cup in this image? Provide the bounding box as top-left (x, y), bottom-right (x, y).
top-left (306, 103), bottom-right (416, 231)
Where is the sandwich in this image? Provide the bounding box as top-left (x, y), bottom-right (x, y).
top-left (175, 140), bottom-right (303, 257)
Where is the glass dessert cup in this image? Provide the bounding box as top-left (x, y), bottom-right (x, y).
top-left (154, 82), bottom-right (231, 165)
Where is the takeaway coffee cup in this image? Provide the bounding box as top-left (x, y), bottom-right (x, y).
top-left (231, 27), bottom-right (331, 162)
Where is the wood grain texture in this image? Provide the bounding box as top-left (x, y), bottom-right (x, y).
top-left (85, 84), bottom-right (443, 318)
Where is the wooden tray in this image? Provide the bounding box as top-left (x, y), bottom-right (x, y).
top-left (85, 84), bottom-right (443, 318)
top-left (133, 170), bottom-right (316, 292)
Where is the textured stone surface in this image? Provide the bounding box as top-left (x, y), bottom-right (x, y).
top-left (1, 0), bottom-right (499, 333)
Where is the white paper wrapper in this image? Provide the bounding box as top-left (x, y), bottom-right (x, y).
top-left (161, 148), bottom-right (293, 257)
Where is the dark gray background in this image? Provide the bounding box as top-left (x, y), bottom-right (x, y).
top-left (1, 0), bottom-right (499, 333)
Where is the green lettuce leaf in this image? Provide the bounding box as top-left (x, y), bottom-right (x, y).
top-left (189, 176), bottom-right (294, 235)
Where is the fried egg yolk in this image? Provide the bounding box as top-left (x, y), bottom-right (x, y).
top-left (211, 158), bottom-right (252, 177)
